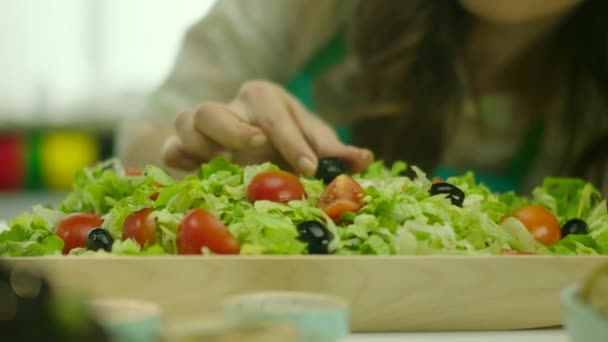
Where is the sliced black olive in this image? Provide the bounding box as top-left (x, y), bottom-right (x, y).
top-left (296, 221), bottom-right (333, 254)
top-left (561, 218), bottom-right (589, 237)
top-left (315, 157), bottom-right (349, 184)
top-left (429, 182), bottom-right (465, 207)
top-left (86, 228), bottom-right (114, 252)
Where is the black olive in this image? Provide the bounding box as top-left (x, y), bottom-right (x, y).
top-left (86, 228), bottom-right (114, 252)
top-left (315, 157), bottom-right (349, 184)
top-left (296, 221), bottom-right (333, 254)
top-left (561, 218), bottom-right (589, 237)
top-left (429, 182), bottom-right (465, 207)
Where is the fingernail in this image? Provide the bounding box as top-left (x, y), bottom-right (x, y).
top-left (249, 134), bottom-right (267, 148)
top-left (298, 157), bottom-right (316, 176)
top-left (360, 149), bottom-right (373, 160)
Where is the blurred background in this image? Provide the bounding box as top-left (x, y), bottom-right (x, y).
top-left (0, 0), bottom-right (216, 217)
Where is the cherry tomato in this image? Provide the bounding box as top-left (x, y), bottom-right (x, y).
top-left (123, 208), bottom-right (157, 248)
top-left (317, 175), bottom-right (366, 220)
top-left (510, 205), bottom-right (561, 245)
top-left (432, 177), bottom-right (443, 184)
top-left (56, 213), bottom-right (104, 254)
top-left (150, 182), bottom-right (163, 201)
top-left (125, 167), bottom-right (143, 176)
top-left (501, 249), bottom-right (535, 255)
top-left (176, 208), bottom-right (239, 255)
top-left (247, 171), bottom-right (306, 203)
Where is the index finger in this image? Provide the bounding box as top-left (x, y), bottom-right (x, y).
top-left (246, 93), bottom-right (318, 176)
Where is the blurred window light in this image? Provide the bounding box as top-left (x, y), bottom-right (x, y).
top-left (0, 0), bottom-right (216, 128)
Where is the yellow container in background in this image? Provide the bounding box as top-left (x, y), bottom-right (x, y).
top-left (40, 131), bottom-right (99, 190)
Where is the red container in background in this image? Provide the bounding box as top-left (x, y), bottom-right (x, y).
top-left (0, 134), bottom-right (25, 191)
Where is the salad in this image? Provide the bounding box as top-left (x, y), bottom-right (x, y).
top-left (0, 157), bottom-right (607, 257)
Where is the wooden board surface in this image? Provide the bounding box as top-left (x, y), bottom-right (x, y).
top-left (3, 255), bottom-right (607, 332)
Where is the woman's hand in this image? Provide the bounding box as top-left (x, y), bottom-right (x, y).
top-left (162, 80), bottom-right (373, 176)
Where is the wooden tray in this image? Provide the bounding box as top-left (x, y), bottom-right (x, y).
top-left (3, 255), bottom-right (607, 332)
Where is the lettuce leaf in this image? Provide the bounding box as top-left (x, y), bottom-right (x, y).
top-left (0, 213), bottom-right (63, 256)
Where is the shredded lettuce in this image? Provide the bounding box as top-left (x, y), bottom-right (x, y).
top-left (532, 177), bottom-right (602, 223)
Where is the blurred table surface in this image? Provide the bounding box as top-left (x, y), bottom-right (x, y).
top-left (0, 192), bottom-right (570, 341)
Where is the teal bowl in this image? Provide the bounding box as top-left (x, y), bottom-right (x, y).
top-left (88, 298), bottom-right (162, 342)
top-left (561, 286), bottom-right (608, 342)
top-left (222, 291), bottom-right (349, 342)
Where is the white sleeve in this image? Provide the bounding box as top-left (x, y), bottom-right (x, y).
top-left (147, 0), bottom-right (350, 115)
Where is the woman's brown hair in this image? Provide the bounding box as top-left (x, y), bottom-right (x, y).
top-left (349, 0), bottom-right (608, 189)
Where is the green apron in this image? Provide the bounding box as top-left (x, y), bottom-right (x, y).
top-left (284, 32), bottom-right (544, 193)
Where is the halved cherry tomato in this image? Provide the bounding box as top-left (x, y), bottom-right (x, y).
top-left (247, 171), bottom-right (305, 203)
top-left (510, 205), bottom-right (561, 245)
top-left (317, 175), bottom-right (366, 220)
top-left (56, 213), bottom-right (104, 254)
top-left (501, 249), bottom-right (535, 255)
top-left (150, 182), bottom-right (163, 201)
top-left (123, 208), bottom-right (157, 248)
top-left (176, 208), bottom-right (239, 255)
top-left (125, 167), bottom-right (144, 176)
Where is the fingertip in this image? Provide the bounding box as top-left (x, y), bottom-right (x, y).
top-left (249, 133), bottom-right (267, 148)
top-left (344, 147), bottom-right (374, 172)
top-left (297, 156), bottom-right (317, 177)
top-left (161, 137), bottom-right (200, 171)
top-left (357, 148), bottom-right (374, 162)
top-left (215, 150), bottom-right (233, 160)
